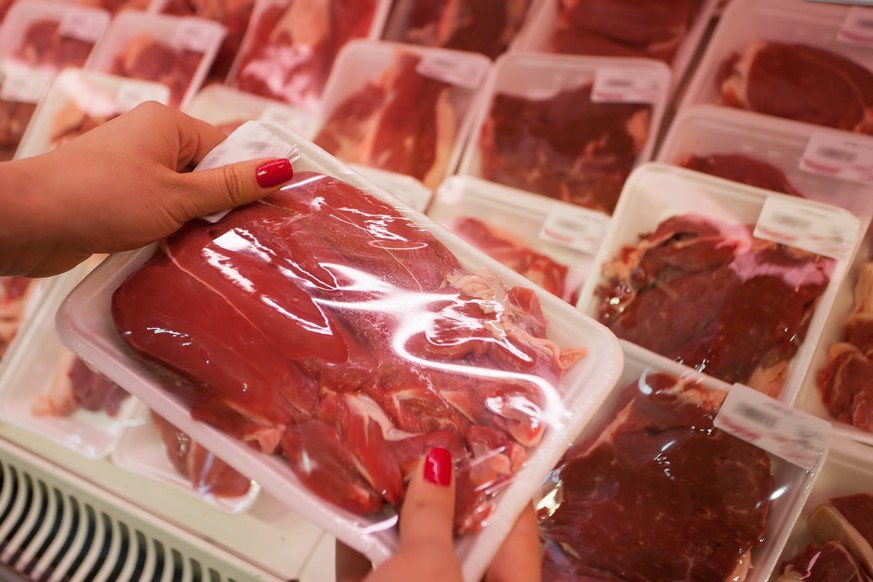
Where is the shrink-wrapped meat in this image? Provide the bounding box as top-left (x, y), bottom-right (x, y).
top-left (32, 351), bottom-right (130, 417)
top-left (777, 542), bottom-right (870, 582)
top-left (680, 153), bottom-right (805, 197)
top-left (0, 99), bottom-right (37, 161)
top-left (112, 171), bottom-right (584, 533)
top-left (12, 19), bottom-right (96, 70)
top-left (0, 277), bottom-right (33, 358)
top-left (109, 35), bottom-right (203, 107)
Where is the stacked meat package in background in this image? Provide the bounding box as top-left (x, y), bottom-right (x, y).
top-left (0, 277), bottom-right (35, 359)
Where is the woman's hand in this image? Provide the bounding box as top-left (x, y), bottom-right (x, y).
top-left (0, 101), bottom-right (294, 276)
top-left (335, 447), bottom-right (542, 582)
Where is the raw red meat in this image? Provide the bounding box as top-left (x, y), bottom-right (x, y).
top-left (809, 495), bottom-right (873, 578)
top-left (12, 20), bottom-right (96, 70)
top-left (110, 35), bottom-right (203, 107)
top-left (718, 42), bottom-right (873, 134)
top-left (32, 351), bottom-right (130, 417)
top-left (112, 171), bottom-right (585, 533)
top-left (595, 214), bottom-right (833, 397)
top-left (74, 0), bottom-right (149, 13)
top-left (479, 83), bottom-right (650, 214)
top-left (819, 264), bottom-right (873, 432)
top-left (679, 153), bottom-right (805, 197)
top-left (233, 0), bottom-right (376, 108)
top-left (150, 411), bottom-right (252, 498)
top-left (777, 542), bottom-right (870, 582)
top-left (550, 0), bottom-right (701, 62)
top-left (0, 99), bottom-right (37, 160)
top-left (0, 277), bottom-right (32, 358)
top-left (49, 103), bottom-right (118, 149)
top-left (452, 217), bottom-right (568, 298)
top-left (538, 373), bottom-right (773, 582)
top-left (381, 0), bottom-right (531, 60)
top-left (314, 52), bottom-right (458, 189)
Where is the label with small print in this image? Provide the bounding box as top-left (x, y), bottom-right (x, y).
top-left (115, 81), bottom-right (170, 111)
top-left (753, 195), bottom-right (858, 259)
top-left (715, 384), bottom-right (830, 471)
top-left (838, 6), bottom-right (873, 46)
top-left (800, 131), bottom-right (873, 185)
top-left (415, 52), bottom-right (487, 89)
top-left (58, 8), bottom-right (107, 42)
top-left (172, 18), bottom-right (224, 53)
top-left (0, 63), bottom-right (53, 103)
top-left (539, 205), bottom-right (610, 255)
top-left (591, 67), bottom-right (668, 104)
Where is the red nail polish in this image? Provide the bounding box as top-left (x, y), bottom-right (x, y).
top-left (423, 447), bottom-right (452, 487)
top-left (256, 158), bottom-right (293, 188)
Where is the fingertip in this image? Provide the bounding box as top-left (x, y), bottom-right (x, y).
top-left (423, 447), bottom-right (453, 487)
top-left (255, 158), bottom-right (294, 189)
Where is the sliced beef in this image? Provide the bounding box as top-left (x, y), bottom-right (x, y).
top-left (778, 542), bottom-right (871, 582)
top-left (680, 153), bottom-right (805, 197)
top-left (13, 19), bottom-right (96, 70)
top-left (810, 495), bottom-right (873, 577)
top-left (32, 351), bottom-right (130, 417)
top-left (0, 100), bottom-right (37, 161)
top-left (110, 35), bottom-right (203, 107)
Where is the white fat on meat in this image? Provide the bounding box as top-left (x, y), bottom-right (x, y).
top-left (272, 0), bottom-right (330, 47)
top-left (810, 501), bottom-right (873, 575)
top-left (746, 360), bottom-right (787, 398)
top-left (854, 262), bottom-right (873, 314)
top-left (721, 41), bottom-right (767, 109)
top-left (420, 90), bottom-right (456, 189)
top-left (625, 108), bottom-right (651, 153)
top-left (31, 349), bottom-right (79, 417)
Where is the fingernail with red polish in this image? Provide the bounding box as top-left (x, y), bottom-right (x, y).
top-left (256, 158), bottom-right (293, 188)
top-left (424, 447), bottom-right (452, 487)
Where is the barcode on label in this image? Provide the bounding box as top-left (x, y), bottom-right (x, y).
top-left (754, 195), bottom-right (858, 259)
top-left (770, 213), bottom-right (812, 230)
top-left (817, 146), bottom-right (857, 163)
top-left (592, 67), bottom-right (668, 104)
top-left (735, 404), bottom-right (778, 429)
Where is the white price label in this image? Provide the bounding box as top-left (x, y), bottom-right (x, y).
top-left (172, 18), bottom-right (224, 53)
top-left (754, 195), bottom-right (858, 259)
top-left (115, 81), bottom-right (170, 111)
top-left (838, 6), bottom-right (873, 46)
top-left (58, 8), bottom-right (106, 42)
top-left (539, 205), bottom-right (610, 255)
top-left (592, 67), bottom-right (668, 104)
top-left (715, 384), bottom-right (829, 471)
top-left (800, 132), bottom-right (873, 185)
top-left (416, 52), bottom-right (487, 89)
top-left (0, 64), bottom-right (53, 103)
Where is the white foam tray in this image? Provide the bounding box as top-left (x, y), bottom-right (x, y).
top-left (350, 164), bottom-right (432, 212)
top-left (56, 120), bottom-right (624, 582)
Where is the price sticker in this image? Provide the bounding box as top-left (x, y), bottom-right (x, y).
top-left (115, 81), bottom-right (170, 111)
top-left (800, 131), bottom-right (873, 185)
top-left (172, 18), bottom-right (224, 53)
top-left (838, 6), bottom-right (873, 46)
top-left (715, 384), bottom-right (830, 471)
top-left (0, 63), bottom-right (53, 103)
top-left (753, 195), bottom-right (859, 259)
top-left (592, 67), bottom-right (668, 104)
top-left (539, 205), bottom-right (610, 255)
top-left (416, 52), bottom-right (488, 89)
top-left (58, 8), bottom-right (107, 42)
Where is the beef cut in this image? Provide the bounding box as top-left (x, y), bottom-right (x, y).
top-left (112, 171), bottom-right (585, 533)
top-left (479, 83), bottom-right (650, 214)
top-left (49, 103), bottom-right (118, 149)
top-left (32, 351), bottom-right (130, 417)
top-left (595, 214), bottom-right (833, 396)
top-left (538, 373), bottom-right (773, 582)
top-left (381, 0), bottom-right (530, 60)
top-left (0, 100), bottom-right (37, 161)
top-left (809, 494), bottom-right (873, 577)
top-left (13, 20), bottom-right (96, 71)
top-left (150, 411), bottom-right (252, 498)
top-left (777, 542), bottom-right (871, 582)
top-left (819, 264), bottom-right (873, 432)
top-left (679, 153), bottom-right (805, 197)
top-left (0, 277), bottom-right (33, 358)
top-left (73, 0), bottom-right (149, 13)
top-left (233, 0), bottom-right (376, 108)
top-left (314, 52), bottom-right (458, 189)
top-left (718, 42), bottom-right (873, 134)
top-left (550, 0), bottom-right (702, 62)
top-left (110, 35), bottom-right (203, 107)
top-left (452, 217), bottom-right (569, 299)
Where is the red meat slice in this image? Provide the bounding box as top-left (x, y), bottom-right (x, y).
top-left (479, 83), bottom-right (650, 214)
top-left (538, 374), bottom-right (773, 581)
top-left (381, 0), bottom-right (531, 60)
top-left (113, 171), bottom-right (582, 534)
top-left (680, 153), bottom-right (805, 197)
top-left (719, 42), bottom-right (873, 134)
top-left (777, 542), bottom-right (870, 582)
top-left (14, 20), bottom-right (95, 70)
top-left (596, 214), bottom-right (833, 396)
top-left (32, 352), bottom-right (130, 417)
top-left (110, 35), bottom-right (203, 107)
top-left (0, 100), bottom-right (37, 161)
top-left (452, 217), bottom-right (569, 298)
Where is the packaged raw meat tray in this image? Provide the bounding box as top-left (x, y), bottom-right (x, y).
top-left (112, 401), bottom-right (260, 514)
top-left (681, 0), bottom-right (873, 135)
top-left (775, 436), bottom-right (873, 581)
top-left (0, 2), bottom-right (109, 72)
top-left (0, 276), bottom-right (41, 360)
top-left (0, 72), bottom-right (43, 161)
top-left (657, 105), bottom-right (873, 219)
top-left (577, 163), bottom-right (861, 404)
top-left (379, 0), bottom-right (533, 60)
top-left (350, 164), bottom-right (432, 212)
top-left (538, 341), bottom-right (824, 582)
top-left (314, 40), bottom-right (490, 190)
top-left (84, 10), bottom-right (225, 107)
top-left (56, 120), bottom-right (624, 581)
top-left (14, 69), bottom-right (169, 159)
top-left (427, 175), bottom-right (598, 305)
top-left (513, 0), bottom-right (716, 91)
top-left (226, 0), bottom-right (390, 110)
top-left (458, 52), bottom-right (670, 215)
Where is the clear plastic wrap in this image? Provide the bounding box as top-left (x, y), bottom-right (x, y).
top-left (56, 121), bottom-right (624, 580)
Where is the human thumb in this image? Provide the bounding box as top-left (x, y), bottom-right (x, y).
top-left (173, 157), bottom-right (294, 219)
top-left (398, 447), bottom-right (458, 554)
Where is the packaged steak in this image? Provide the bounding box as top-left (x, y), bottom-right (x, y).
top-left (0, 276), bottom-right (37, 359)
top-left (459, 53), bottom-right (669, 215)
top-left (111, 402), bottom-right (260, 513)
top-left (15, 69), bottom-right (169, 159)
top-left (314, 41), bottom-right (489, 190)
top-left (0, 2), bottom-right (109, 72)
top-left (427, 176), bottom-right (597, 305)
top-left (577, 163), bottom-right (858, 403)
top-left (55, 121), bottom-right (624, 580)
top-left (85, 11), bottom-right (224, 107)
top-left (538, 343), bottom-right (824, 582)
top-left (380, 0), bottom-right (532, 60)
top-left (657, 106), bottom-right (873, 217)
top-left (32, 350), bottom-right (130, 418)
top-left (227, 0), bottom-right (383, 110)
top-left (350, 164), bottom-right (432, 212)
top-left (0, 60), bottom-right (54, 160)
